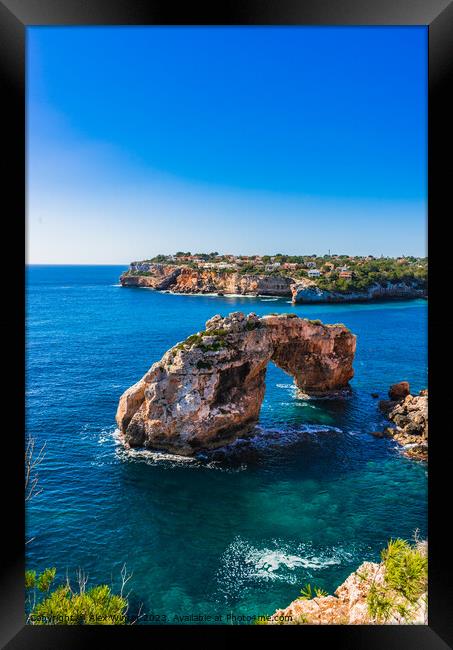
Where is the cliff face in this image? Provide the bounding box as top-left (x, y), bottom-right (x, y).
top-left (269, 561), bottom-right (383, 625)
top-left (173, 268), bottom-right (293, 296)
top-left (120, 265), bottom-right (293, 296)
top-left (120, 264), bottom-right (181, 289)
top-left (116, 312), bottom-right (356, 455)
top-left (291, 281), bottom-right (426, 304)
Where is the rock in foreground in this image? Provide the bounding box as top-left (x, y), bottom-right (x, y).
top-left (267, 539), bottom-right (427, 625)
top-left (116, 312), bottom-right (356, 455)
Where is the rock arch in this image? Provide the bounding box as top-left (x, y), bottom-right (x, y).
top-left (116, 312), bottom-right (356, 455)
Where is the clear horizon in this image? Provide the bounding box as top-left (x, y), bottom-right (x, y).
top-left (25, 248), bottom-right (428, 269)
top-left (27, 26), bottom-right (427, 264)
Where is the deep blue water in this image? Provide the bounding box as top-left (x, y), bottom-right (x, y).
top-left (26, 265), bottom-right (427, 624)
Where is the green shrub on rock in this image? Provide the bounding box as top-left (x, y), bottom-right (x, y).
top-left (367, 538), bottom-right (427, 623)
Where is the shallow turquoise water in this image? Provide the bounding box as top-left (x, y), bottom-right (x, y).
top-left (26, 266), bottom-right (427, 624)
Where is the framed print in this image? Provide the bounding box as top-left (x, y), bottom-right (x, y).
top-left (1, 0), bottom-right (452, 647)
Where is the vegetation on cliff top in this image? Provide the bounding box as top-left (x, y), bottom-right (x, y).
top-left (175, 329), bottom-right (228, 353)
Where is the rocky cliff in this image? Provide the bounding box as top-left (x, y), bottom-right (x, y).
top-left (120, 265), bottom-right (293, 296)
top-left (121, 265), bottom-right (426, 302)
top-left (116, 312), bottom-right (356, 455)
top-left (291, 281), bottom-right (426, 304)
top-left (120, 264), bottom-right (182, 289)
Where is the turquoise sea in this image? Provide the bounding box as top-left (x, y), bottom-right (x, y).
top-left (25, 265), bottom-right (427, 624)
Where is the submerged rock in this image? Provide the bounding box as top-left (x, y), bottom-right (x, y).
top-left (116, 312), bottom-right (356, 455)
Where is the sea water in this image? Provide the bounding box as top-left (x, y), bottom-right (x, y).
top-left (25, 265), bottom-right (427, 623)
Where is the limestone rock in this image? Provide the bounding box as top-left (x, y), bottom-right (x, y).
top-left (269, 562), bottom-right (382, 625)
top-left (121, 266), bottom-right (293, 296)
top-left (291, 282), bottom-right (426, 304)
top-left (387, 391), bottom-right (428, 460)
top-left (268, 551), bottom-right (427, 625)
top-left (375, 387), bottom-right (428, 461)
top-left (116, 312), bottom-right (356, 455)
top-left (120, 264), bottom-right (181, 289)
top-left (388, 381), bottom-right (410, 401)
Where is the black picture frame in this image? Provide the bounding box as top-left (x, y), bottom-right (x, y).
top-left (1, 0), bottom-right (451, 647)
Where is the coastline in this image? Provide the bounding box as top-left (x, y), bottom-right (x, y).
top-left (120, 255), bottom-right (427, 305)
top-left (129, 283), bottom-right (427, 305)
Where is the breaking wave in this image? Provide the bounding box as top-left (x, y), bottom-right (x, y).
top-left (109, 424), bottom-right (344, 471)
top-left (215, 536), bottom-right (358, 602)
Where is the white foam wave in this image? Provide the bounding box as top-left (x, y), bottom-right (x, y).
top-left (208, 425), bottom-right (343, 460)
top-left (216, 536), bottom-right (356, 599)
top-left (110, 424), bottom-right (343, 470)
top-left (164, 291), bottom-right (219, 297)
top-left (116, 446), bottom-right (197, 465)
top-left (223, 293), bottom-right (259, 298)
top-left (297, 391), bottom-right (352, 401)
top-left (289, 402), bottom-right (318, 409)
top-left (112, 431), bottom-right (245, 471)
top-left (115, 445), bottom-right (248, 472)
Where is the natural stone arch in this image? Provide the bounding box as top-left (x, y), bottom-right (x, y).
top-left (116, 312), bottom-right (356, 455)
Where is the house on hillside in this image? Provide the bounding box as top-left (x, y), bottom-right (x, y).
top-left (265, 262), bottom-right (282, 271)
top-left (307, 269), bottom-right (321, 278)
top-left (339, 266), bottom-right (353, 279)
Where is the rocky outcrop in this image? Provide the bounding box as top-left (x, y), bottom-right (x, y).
top-left (388, 381), bottom-right (410, 401)
top-left (120, 264), bottom-right (181, 289)
top-left (120, 266), bottom-right (293, 296)
top-left (268, 542), bottom-right (427, 625)
top-left (291, 281), bottom-right (426, 304)
top-left (376, 384), bottom-right (428, 460)
top-left (116, 312), bottom-right (356, 455)
top-left (269, 561), bottom-right (382, 625)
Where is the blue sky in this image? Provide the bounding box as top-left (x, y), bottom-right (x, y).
top-left (27, 26), bottom-right (427, 263)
